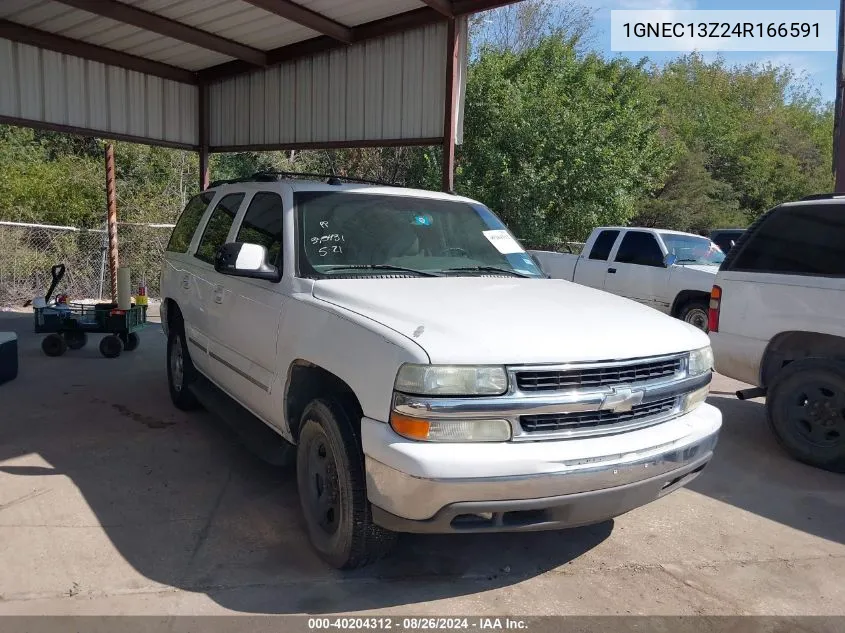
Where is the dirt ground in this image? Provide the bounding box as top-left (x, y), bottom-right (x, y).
top-left (0, 310), bottom-right (843, 616)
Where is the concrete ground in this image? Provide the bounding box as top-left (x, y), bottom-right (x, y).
top-left (0, 310), bottom-right (843, 616)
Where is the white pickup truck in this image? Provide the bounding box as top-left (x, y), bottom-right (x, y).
top-left (531, 228), bottom-right (725, 331)
top-left (160, 174), bottom-right (721, 569)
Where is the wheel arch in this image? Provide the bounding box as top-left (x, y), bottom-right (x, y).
top-left (761, 331), bottom-right (845, 387)
top-left (284, 360), bottom-right (364, 443)
top-left (670, 289), bottom-right (711, 318)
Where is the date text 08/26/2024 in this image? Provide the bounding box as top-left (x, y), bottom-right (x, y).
top-left (307, 617), bottom-right (528, 630)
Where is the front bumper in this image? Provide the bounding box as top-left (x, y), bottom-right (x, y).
top-left (363, 402), bottom-right (721, 532)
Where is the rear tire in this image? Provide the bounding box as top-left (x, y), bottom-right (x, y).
top-left (679, 300), bottom-right (709, 332)
top-left (99, 335), bottom-right (123, 358)
top-left (767, 358), bottom-right (845, 473)
top-left (167, 318), bottom-right (199, 410)
top-left (42, 334), bottom-right (67, 357)
top-left (296, 398), bottom-right (396, 569)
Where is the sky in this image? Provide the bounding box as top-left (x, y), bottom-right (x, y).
top-left (581, 0), bottom-right (840, 103)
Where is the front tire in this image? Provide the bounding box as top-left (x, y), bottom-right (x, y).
top-left (767, 358), bottom-right (845, 473)
top-left (64, 331), bottom-right (87, 350)
top-left (167, 322), bottom-right (199, 410)
top-left (99, 335), bottom-right (123, 358)
top-left (296, 399), bottom-right (395, 569)
top-left (120, 332), bottom-right (140, 351)
top-left (679, 300), bottom-right (709, 332)
top-left (42, 334), bottom-right (67, 357)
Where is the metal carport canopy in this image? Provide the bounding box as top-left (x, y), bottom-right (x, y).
top-left (0, 0), bottom-right (521, 190)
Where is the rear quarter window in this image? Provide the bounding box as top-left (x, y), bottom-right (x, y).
top-left (166, 192), bottom-right (214, 253)
top-left (728, 204), bottom-right (845, 277)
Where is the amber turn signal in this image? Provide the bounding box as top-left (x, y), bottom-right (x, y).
top-left (389, 412), bottom-right (431, 440)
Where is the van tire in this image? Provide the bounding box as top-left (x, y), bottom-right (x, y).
top-left (296, 398), bottom-right (396, 569)
top-left (766, 358), bottom-right (845, 473)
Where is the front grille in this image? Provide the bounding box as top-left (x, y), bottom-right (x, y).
top-left (515, 356), bottom-right (683, 392)
top-left (520, 396), bottom-right (677, 434)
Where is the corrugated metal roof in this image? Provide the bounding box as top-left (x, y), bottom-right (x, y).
top-left (208, 20), bottom-right (448, 149)
top-left (0, 38), bottom-right (198, 147)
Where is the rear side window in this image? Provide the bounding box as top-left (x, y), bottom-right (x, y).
top-left (235, 192), bottom-right (284, 268)
top-left (166, 192), bottom-right (213, 253)
top-left (588, 230), bottom-right (619, 261)
top-left (731, 205), bottom-right (845, 276)
top-left (614, 231), bottom-right (664, 267)
top-left (195, 193), bottom-right (244, 264)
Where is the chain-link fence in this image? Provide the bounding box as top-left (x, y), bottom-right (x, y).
top-left (0, 220), bottom-right (173, 307)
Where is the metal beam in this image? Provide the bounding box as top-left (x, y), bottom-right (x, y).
top-left (198, 84), bottom-right (210, 190)
top-left (0, 115), bottom-right (198, 150)
top-left (442, 19), bottom-right (459, 192)
top-left (198, 1), bottom-right (520, 83)
top-left (0, 19), bottom-right (197, 84)
top-left (241, 0), bottom-right (353, 43)
top-left (199, 7), bottom-right (443, 83)
top-left (209, 137), bottom-right (442, 153)
top-left (420, 0), bottom-right (454, 17)
top-left (53, 0), bottom-right (268, 66)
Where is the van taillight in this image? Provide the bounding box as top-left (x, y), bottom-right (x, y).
top-left (709, 285), bottom-right (721, 332)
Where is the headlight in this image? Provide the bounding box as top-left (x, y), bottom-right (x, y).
top-left (688, 346), bottom-right (714, 376)
top-left (389, 413), bottom-right (511, 442)
top-left (394, 364), bottom-right (508, 396)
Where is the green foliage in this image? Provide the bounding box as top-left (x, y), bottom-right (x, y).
top-left (459, 36), bottom-right (671, 243)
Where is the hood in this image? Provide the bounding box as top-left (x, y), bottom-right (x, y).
top-left (312, 277), bottom-right (709, 364)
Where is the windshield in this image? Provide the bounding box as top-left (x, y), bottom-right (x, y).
top-left (295, 191), bottom-right (544, 278)
top-left (661, 233), bottom-right (725, 266)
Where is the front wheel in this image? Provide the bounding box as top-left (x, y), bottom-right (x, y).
top-left (679, 300), bottom-right (709, 332)
top-left (296, 399), bottom-right (395, 569)
top-left (99, 335), bottom-right (123, 358)
top-left (767, 358), bottom-right (845, 473)
top-left (42, 334), bottom-right (67, 357)
top-left (120, 332), bottom-right (140, 351)
top-left (64, 331), bottom-right (87, 350)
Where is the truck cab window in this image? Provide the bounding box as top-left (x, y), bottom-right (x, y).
top-left (588, 230), bottom-right (619, 261)
top-left (615, 231), bottom-right (664, 267)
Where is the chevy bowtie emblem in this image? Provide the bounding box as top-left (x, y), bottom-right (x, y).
top-left (602, 387), bottom-right (645, 413)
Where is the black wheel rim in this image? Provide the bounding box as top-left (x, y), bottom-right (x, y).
top-left (304, 433), bottom-right (341, 536)
top-left (786, 381), bottom-right (845, 448)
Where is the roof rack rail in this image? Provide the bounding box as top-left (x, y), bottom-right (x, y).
top-left (798, 192), bottom-right (845, 201)
top-left (209, 171), bottom-right (397, 188)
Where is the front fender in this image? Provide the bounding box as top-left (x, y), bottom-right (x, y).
top-left (275, 297), bottom-right (429, 425)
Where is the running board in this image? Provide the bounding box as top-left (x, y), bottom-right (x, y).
top-left (189, 375), bottom-right (295, 467)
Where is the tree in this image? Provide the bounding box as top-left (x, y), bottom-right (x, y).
top-left (458, 36), bottom-right (671, 244)
top-left (633, 151), bottom-right (744, 233)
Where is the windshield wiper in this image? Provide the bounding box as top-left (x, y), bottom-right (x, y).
top-left (438, 266), bottom-right (532, 278)
top-left (319, 264), bottom-right (441, 277)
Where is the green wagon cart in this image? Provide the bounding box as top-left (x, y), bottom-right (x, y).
top-left (33, 264), bottom-right (148, 358)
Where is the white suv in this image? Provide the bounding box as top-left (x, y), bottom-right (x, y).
top-left (710, 195), bottom-right (845, 473)
top-left (160, 172), bottom-right (721, 568)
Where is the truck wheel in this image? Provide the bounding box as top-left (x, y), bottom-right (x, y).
top-left (767, 358), bottom-right (845, 473)
top-left (296, 398), bottom-right (396, 569)
top-left (167, 320), bottom-right (199, 410)
top-left (679, 300), bottom-right (709, 332)
top-left (42, 334), bottom-right (67, 357)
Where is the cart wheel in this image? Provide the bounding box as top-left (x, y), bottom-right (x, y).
top-left (42, 334), bottom-right (67, 357)
top-left (64, 332), bottom-right (88, 350)
top-left (99, 335), bottom-right (123, 358)
top-left (120, 332), bottom-right (140, 352)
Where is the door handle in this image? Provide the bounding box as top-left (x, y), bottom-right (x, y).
top-left (607, 268), bottom-right (617, 274)
top-left (181, 274), bottom-right (191, 289)
top-left (213, 285), bottom-right (224, 304)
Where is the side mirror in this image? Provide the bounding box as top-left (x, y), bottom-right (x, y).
top-left (214, 242), bottom-right (280, 281)
top-left (663, 253), bottom-right (677, 267)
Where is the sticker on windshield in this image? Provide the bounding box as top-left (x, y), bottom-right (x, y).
top-left (482, 230), bottom-right (524, 254)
